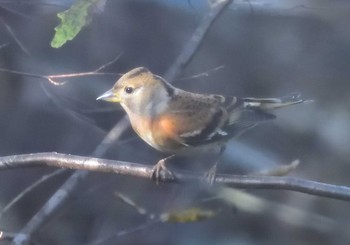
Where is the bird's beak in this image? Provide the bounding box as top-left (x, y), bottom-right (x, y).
top-left (96, 89), bottom-right (120, 102)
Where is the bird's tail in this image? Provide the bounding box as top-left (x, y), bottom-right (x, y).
top-left (242, 93), bottom-right (311, 110)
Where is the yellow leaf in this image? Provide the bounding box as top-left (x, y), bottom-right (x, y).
top-left (161, 207), bottom-right (217, 223)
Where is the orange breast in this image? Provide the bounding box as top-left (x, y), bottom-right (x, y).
top-left (151, 115), bottom-right (184, 152)
top-left (128, 114), bottom-right (183, 153)
top-left (157, 116), bottom-right (177, 138)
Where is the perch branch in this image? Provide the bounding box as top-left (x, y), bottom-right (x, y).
top-left (1, 152), bottom-right (350, 202)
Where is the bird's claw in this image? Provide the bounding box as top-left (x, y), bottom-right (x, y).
top-left (203, 163), bottom-right (217, 185)
top-left (151, 158), bottom-right (175, 183)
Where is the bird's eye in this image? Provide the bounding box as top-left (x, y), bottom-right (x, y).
top-left (124, 86), bottom-right (134, 94)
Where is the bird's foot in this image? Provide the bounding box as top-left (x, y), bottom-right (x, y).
top-left (203, 163), bottom-right (218, 185)
top-left (203, 146), bottom-right (225, 185)
top-left (151, 155), bottom-right (176, 183)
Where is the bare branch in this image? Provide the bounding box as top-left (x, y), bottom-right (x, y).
top-left (0, 231), bottom-right (17, 242)
top-left (1, 152), bottom-right (350, 202)
top-left (0, 169), bottom-right (67, 221)
top-left (89, 220), bottom-right (158, 245)
top-left (175, 65), bottom-right (225, 81)
top-left (0, 53), bottom-right (123, 85)
top-left (0, 68), bottom-right (47, 80)
top-left (0, 68), bottom-right (120, 85)
top-left (0, 16), bottom-right (29, 55)
top-left (0, 43), bottom-right (9, 49)
top-left (94, 53), bottom-right (123, 72)
top-left (45, 53), bottom-right (123, 84)
top-left (164, 0), bottom-right (233, 80)
top-left (11, 119), bottom-right (129, 245)
top-left (115, 192), bottom-right (148, 216)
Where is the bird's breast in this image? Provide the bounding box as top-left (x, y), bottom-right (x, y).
top-left (127, 113), bottom-right (184, 153)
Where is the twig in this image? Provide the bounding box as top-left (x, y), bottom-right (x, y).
top-left (0, 5), bottom-right (33, 19)
top-left (0, 16), bottom-right (29, 55)
top-left (11, 119), bottom-right (129, 245)
top-left (45, 53), bottom-right (123, 84)
top-left (115, 192), bottom-right (148, 216)
top-left (0, 67), bottom-right (120, 85)
top-left (164, 0), bottom-right (233, 80)
top-left (1, 152), bottom-right (350, 202)
top-left (9, 53), bottom-right (125, 245)
top-left (89, 220), bottom-right (159, 245)
top-left (1, 52), bottom-right (124, 225)
top-left (93, 117), bottom-right (130, 156)
top-left (0, 230), bottom-right (39, 245)
top-left (0, 43), bottom-right (9, 49)
top-left (0, 169), bottom-right (67, 221)
top-left (175, 65), bottom-right (225, 81)
top-left (0, 231), bottom-right (18, 241)
top-left (0, 52), bottom-right (122, 85)
top-left (94, 53), bottom-right (123, 72)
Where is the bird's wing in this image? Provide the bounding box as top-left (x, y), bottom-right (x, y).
top-left (153, 93), bottom-right (226, 147)
top-left (155, 92), bottom-right (304, 147)
top-left (181, 95), bottom-right (276, 145)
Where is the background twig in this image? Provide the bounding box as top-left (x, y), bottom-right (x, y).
top-left (11, 119), bottom-right (129, 244)
top-left (164, 0), bottom-right (233, 80)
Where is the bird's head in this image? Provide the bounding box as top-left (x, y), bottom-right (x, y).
top-left (97, 67), bottom-right (175, 116)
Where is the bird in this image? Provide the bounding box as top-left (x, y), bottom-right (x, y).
top-left (97, 67), bottom-right (307, 181)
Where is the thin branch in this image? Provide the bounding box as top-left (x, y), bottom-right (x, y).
top-left (45, 53), bottom-right (123, 84)
top-left (11, 119), bottom-right (129, 245)
top-left (94, 53), bottom-right (123, 72)
top-left (0, 231), bottom-right (18, 241)
top-left (164, 0), bottom-right (233, 80)
top-left (0, 67), bottom-right (120, 85)
top-left (0, 43), bottom-right (9, 49)
top-left (0, 5), bottom-right (33, 19)
top-left (114, 192), bottom-right (148, 216)
top-left (4, 53), bottom-right (122, 245)
top-left (0, 16), bottom-right (29, 55)
top-left (1, 52), bottom-right (124, 226)
top-left (0, 169), bottom-right (67, 221)
top-left (0, 68), bottom-right (50, 80)
top-left (0, 52), bottom-right (123, 85)
top-left (175, 65), bottom-right (225, 81)
top-left (89, 220), bottom-right (159, 245)
top-left (1, 152), bottom-right (350, 202)
top-left (0, 230), bottom-right (39, 245)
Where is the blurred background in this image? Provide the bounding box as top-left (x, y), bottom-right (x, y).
top-left (0, 0), bottom-right (350, 244)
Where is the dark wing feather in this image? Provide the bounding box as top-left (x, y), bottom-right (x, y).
top-left (163, 92), bottom-right (226, 146)
top-left (165, 92), bottom-right (304, 147)
top-left (212, 92), bottom-right (305, 141)
top-left (202, 95), bottom-right (276, 143)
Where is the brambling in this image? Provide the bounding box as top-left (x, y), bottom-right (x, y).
top-left (97, 67), bottom-right (306, 181)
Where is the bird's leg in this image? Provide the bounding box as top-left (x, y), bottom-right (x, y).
top-left (152, 155), bottom-right (176, 182)
top-left (204, 145), bottom-right (226, 185)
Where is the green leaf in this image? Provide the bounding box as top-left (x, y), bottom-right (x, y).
top-left (51, 0), bottom-right (99, 48)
